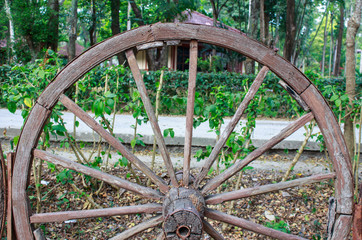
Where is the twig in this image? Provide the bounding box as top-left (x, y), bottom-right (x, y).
top-left (148, 70), bottom-right (164, 186)
top-left (282, 121), bottom-right (315, 181)
top-left (70, 182), bottom-right (120, 222)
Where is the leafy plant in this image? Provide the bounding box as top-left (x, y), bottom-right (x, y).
top-left (264, 219), bottom-right (291, 233)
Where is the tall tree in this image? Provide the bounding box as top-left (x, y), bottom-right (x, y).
top-left (328, 11), bottom-right (334, 77)
top-left (68, 0), bottom-right (78, 60)
top-left (292, 0), bottom-right (308, 65)
top-left (47, 0), bottom-right (60, 52)
top-left (89, 0), bottom-right (97, 46)
top-left (111, 0), bottom-right (120, 35)
top-left (344, 0), bottom-right (362, 157)
top-left (12, 0), bottom-right (47, 61)
top-left (321, 11), bottom-right (329, 76)
top-left (210, 0), bottom-right (229, 25)
top-left (4, 0), bottom-right (15, 62)
top-left (110, 0), bottom-right (126, 64)
top-left (260, 0), bottom-right (266, 44)
top-left (333, 1), bottom-right (344, 76)
top-left (284, 0), bottom-right (296, 62)
top-left (245, 0), bottom-right (259, 74)
top-left (298, 1), bottom-right (330, 68)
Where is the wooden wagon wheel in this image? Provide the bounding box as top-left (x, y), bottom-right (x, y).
top-left (12, 23), bottom-right (353, 240)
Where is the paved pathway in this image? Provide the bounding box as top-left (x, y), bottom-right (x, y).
top-left (0, 108), bottom-right (326, 151)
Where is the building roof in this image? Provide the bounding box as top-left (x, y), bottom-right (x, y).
top-left (175, 11), bottom-right (242, 34)
top-left (58, 42), bottom-right (85, 58)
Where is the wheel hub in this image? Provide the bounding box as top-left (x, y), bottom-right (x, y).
top-left (163, 187), bottom-right (205, 239)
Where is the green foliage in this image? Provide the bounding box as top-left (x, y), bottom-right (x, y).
top-left (264, 219), bottom-right (290, 233)
top-left (163, 128), bottom-right (175, 138)
top-left (56, 169), bottom-right (74, 184)
top-left (3, 59), bottom-right (361, 122)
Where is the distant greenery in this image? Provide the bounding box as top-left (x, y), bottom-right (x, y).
top-left (1, 56), bottom-right (361, 121)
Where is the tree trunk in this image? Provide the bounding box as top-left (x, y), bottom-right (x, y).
top-left (110, 0), bottom-right (126, 65)
top-left (89, 0), bottom-right (97, 46)
top-left (47, 0), bottom-right (59, 52)
top-left (260, 0), bottom-right (265, 44)
top-left (284, 0), bottom-right (296, 62)
top-left (129, 0), bottom-right (145, 25)
top-left (245, 0), bottom-right (259, 74)
top-left (329, 12), bottom-right (334, 77)
top-left (68, 0), bottom-right (78, 61)
top-left (210, 0), bottom-right (219, 26)
top-left (322, 12), bottom-right (329, 77)
top-left (333, 3), bottom-right (344, 76)
top-left (298, 1), bottom-right (329, 68)
top-left (274, 11), bottom-right (280, 48)
top-left (110, 0), bottom-right (120, 35)
top-left (4, 0), bottom-right (15, 62)
top-left (292, 0), bottom-right (308, 65)
top-left (344, 0), bottom-right (362, 158)
top-left (265, 11), bottom-right (270, 46)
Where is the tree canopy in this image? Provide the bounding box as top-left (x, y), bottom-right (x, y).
top-left (0, 0), bottom-right (361, 75)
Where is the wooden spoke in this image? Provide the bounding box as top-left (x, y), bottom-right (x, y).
top-left (205, 173), bottom-right (335, 205)
top-left (30, 204), bottom-right (162, 223)
top-left (183, 40), bottom-right (198, 186)
top-left (0, 144), bottom-right (6, 238)
top-left (109, 215), bottom-right (163, 240)
top-left (201, 112), bottom-right (314, 194)
top-left (202, 220), bottom-right (225, 240)
top-left (205, 209), bottom-right (307, 240)
top-left (59, 94), bottom-right (169, 193)
top-left (194, 66), bottom-right (269, 187)
top-left (33, 149), bottom-right (163, 200)
top-left (126, 49), bottom-right (178, 187)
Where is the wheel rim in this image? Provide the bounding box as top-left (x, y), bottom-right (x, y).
top-left (12, 23), bottom-right (353, 239)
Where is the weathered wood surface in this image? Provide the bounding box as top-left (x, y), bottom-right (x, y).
top-left (0, 144), bottom-right (6, 239)
top-left (12, 103), bottom-right (51, 240)
top-left (353, 204), bottom-right (362, 240)
top-left (278, 80), bottom-right (309, 111)
top-left (205, 173), bottom-right (335, 205)
top-left (301, 85), bottom-right (353, 215)
top-left (183, 40), bottom-right (198, 186)
top-left (202, 220), bottom-right (225, 240)
top-left (30, 204), bottom-right (162, 223)
top-left (195, 66), bottom-right (269, 187)
top-left (136, 41), bottom-right (163, 50)
top-left (163, 188), bottom-right (204, 239)
top-left (7, 152), bottom-right (15, 240)
top-left (109, 215), bottom-right (163, 240)
top-left (126, 50), bottom-right (178, 187)
top-left (328, 214), bottom-right (353, 240)
top-left (34, 149), bottom-right (162, 200)
top-left (353, 185), bottom-right (362, 240)
top-left (327, 197), bottom-right (336, 239)
top-left (59, 94), bottom-right (169, 193)
top-left (205, 208), bottom-right (307, 240)
top-left (202, 112), bottom-right (314, 194)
